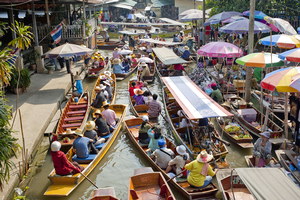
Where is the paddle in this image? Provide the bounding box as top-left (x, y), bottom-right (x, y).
top-left (166, 169), bottom-right (187, 183)
top-left (212, 134), bottom-right (230, 146)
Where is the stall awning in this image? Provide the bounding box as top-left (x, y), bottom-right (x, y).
top-left (153, 47), bottom-right (187, 65)
top-left (140, 39), bottom-right (182, 46)
top-left (235, 168), bottom-right (300, 200)
top-left (111, 3), bottom-right (132, 10)
top-left (162, 76), bottom-right (233, 119)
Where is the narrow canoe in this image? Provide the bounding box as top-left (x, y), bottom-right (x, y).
top-left (97, 41), bottom-right (124, 50)
top-left (129, 167), bottom-right (175, 200)
top-left (56, 92), bottom-right (90, 152)
top-left (86, 61), bottom-right (109, 78)
top-left (124, 118), bottom-right (218, 200)
top-left (44, 104), bottom-right (127, 197)
top-left (244, 155), bottom-right (278, 168)
top-left (89, 187), bottom-right (119, 200)
top-left (114, 65), bottom-right (138, 81)
top-left (275, 150), bottom-right (300, 183)
top-left (128, 80), bottom-right (149, 117)
top-left (91, 73), bottom-right (117, 105)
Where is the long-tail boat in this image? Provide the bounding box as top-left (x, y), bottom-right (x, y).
top-left (44, 104), bottom-right (127, 197)
top-left (124, 118), bottom-right (218, 200)
top-left (91, 72), bottom-right (116, 105)
top-left (128, 80), bottom-right (149, 117)
top-left (128, 167), bottom-right (175, 200)
top-left (89, 187), bottom-right (119, 200)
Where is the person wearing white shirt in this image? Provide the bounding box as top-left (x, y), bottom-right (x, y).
top-left (151, 139), bottom-right (174, 169)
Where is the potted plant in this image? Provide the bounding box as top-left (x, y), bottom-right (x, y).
top-left (9, 68), bottom-right (31, 94)
top-left (27, 49), bottom-right (39, 72)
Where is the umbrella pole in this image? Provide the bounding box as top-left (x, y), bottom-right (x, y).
top-left (260, 68), bottom-right (264, 124)
top-left (284, 93), bottom-right (289, 139)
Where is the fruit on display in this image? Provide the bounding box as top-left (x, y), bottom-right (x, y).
top-left (63, 137), bottom-right (71, 143)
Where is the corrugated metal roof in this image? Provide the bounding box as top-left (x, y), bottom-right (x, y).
top-left (151, 0), bottom-right (173, 7)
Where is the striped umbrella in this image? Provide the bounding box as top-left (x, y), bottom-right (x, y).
top-left (259, 34), bottom-right (300, 49)
top-left (236, 52), bottom-right (284, 68)
top-left (279, 48), bottom-right (300, 62)
top-left (197, 42), bottom-right (243, 58)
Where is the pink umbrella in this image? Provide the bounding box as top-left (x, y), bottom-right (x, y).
top-left (197, 42), bottom-right (243, 58)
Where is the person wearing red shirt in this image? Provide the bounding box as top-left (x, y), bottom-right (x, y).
top-left (129, 81), bottom-right (137, 97)
top-left (50, 141), bottom-right (84, 175)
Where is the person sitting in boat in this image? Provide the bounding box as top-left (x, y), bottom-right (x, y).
top-left (166, 145), bottom-right (190, 178)
top-left (112, 58), bottom-right (125, 74)
top-left (253, 131), bottom-right (272, 167)
top-left (143, 91), bottom-right (153, 105)
top-left (93, 110), bottom-right (110, 137)
top-left (147, 94), bottom-right (161, 122)
top-left (101, 102), bottom-right (117, 131)
top-left (129, 82), bottom-right (138, 97)
top-left (173, 63), bottom-right (186, 76)
top-left (91, 85), bottom-right (107, 109)
top-left (151, 139), bottom-right (175, 169)
top-left (103, 80), bottom-right (112, 102)
top-left (185, 150), bottom-right (217, 188)
top-left (73, 73), bottom-right (83, 97)
top-left (138, 115), bottom-right (151, 145)
top-left (133, 89), bottom-right (145, 105)
top-left (98, 56), bottom-right (105, 68)
top-left (181, 46), bottom-right (191, 61)
top-left (148, 126), bottom-right (163, 152)
top-left (131, 54), bottom-right (138, 68)
top-left (73, 128), bottom-right (98, 159)
top-left (173, 34), bottom-right (180, 42)
top-left (122, 58), bottom-right (131, 73)
top-left (112, 48), bottom-right (120, 59)
top-left (139, 62), bottom-right (151, 81)
top-left (84, 121), bottom-right (105, 146)
top-left (210, 83), bottom-right (223, 104)
top-left (50, 141), bottom-right (84, 176)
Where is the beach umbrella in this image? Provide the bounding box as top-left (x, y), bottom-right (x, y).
top-left (180, 12), bottom-right (208, 21)
top-left (179, 9), bottom-right (203, 17)
top-left (44, 43), bottom-right (94, 58)
top-left (204, 11), bottom-right (242, 26)
top-left (242, 10), bottom-right (267, 20)
top-left (197, 42), bottom-right (243, 58)
top-left (118, 50), bottom-right (133, 55)
top-left (222, 16), bottom-right (247, 24)
top-left (138, 57), bottom-right (154, 63)
top-left (279, 48), bottom-right (300, 62)
top-left (259, 34), bottom-right (300, 49)
top-left (290, 74), bottom-right (300, 91)
top-left (236, 52), bottom-right (284, 68)
top-left (219, 19), bottom-right (271, 34)
top-left (264, 17), bottom-right (297, 35)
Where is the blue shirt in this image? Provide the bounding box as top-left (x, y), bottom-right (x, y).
top-left (75, 80), bottom-right (83, 94)
top-left (181, 50), bottom-right (191, 60)
top-left (147, 129), bottom-right (163, 151)
top-left (73, 136), bottom-right (90, 158)
top-left (112, 64), bottom-right (124, 74)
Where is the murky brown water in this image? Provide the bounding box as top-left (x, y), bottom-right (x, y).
top-left (25, 50), bottom-right (251, 200)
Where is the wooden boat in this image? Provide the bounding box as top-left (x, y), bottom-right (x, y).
top-left (163, 87), bottom-right (229, 160)
top-left (129, 167), bottom-right (175, 200)
top-left (97, 40), bottom-right (124, 50)
top-left (55, 92), bottom-right (90, 151)
top-left (128, 80), bottom-right (149, 117)
top-left (216, 169), bottom-right (255, 200)
top-left (91, 73), bottom-right (117, 105)
top-left (214, 118), bottom-right (254, 149)
top-left (89, 187), bottom-right (119, 200)
top-left (114, 65), bottom-right (138, 81)
top-left (244, 155), bottom-right (279, 168)
top-left (44, 104), bottom-right (127, 197)
top-left (124, 118), bottom-right (218, 199)
top-left (275, 150), bottom-right (300, 183)
top-left (86, 60), bottom-right (109, 78)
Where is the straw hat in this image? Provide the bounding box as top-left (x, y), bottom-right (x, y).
top-left (260, 131), bottom-right (270, 139)
top-left (75, 128), bottom-right (83, 137)
top-left (221, 102), bottom-right (231, 109)
top-left (176, 145), bottom-right (187, 156)
top-left (103, 80), bottom-right (111, 86)
top-left (183, 46), bottom-right (189, 50)
top-left (102, 101), bottom-right (110, 107)
top-left (74, 75), bottom-right (81, 81)
top-left (51, 141), bottom-right (61, 152)
top-left (134, 89), bottom-right (144, 95)
top-left (197, 150), bottom-right (213, 163)
top-left (93, 109), bottom-right (102, 118)
top-left (95, 86), bottom-right (101, 91)
top-left (131, 54), bottom-right (136, 58)
top-left (86, 121), bottom-right (96, 131)
top-left (112, 58), bottom-right (121, 64)
top-left (104, 71), bottom-right (112, 77)
top-left (66, 129), bottom-right (72, 134)
top-left (142, 115), bottom-right (149, 122)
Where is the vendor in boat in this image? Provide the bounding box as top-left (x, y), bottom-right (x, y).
top-left (166, 145), bottom-right (189, 178)
top-left (138, 115), bottom-right (151, 145)
top-left (133, 89), bottom-right (145, 105)
top-left (148, 126), bottom-right (163, 152)
top-left (101, 103), bottom-right (117, 131)
top-left (93, 110), bottom-right (110, 137)
top-left (147, 94), bottom-right (161, 122)
top-left (73, 128), bottom-right (99, 159)
top-left (84, 121), bottom-right (105, 145)
top-left (185, 150), bottom-right (217, 188)
top-left (112, 58), bottom-right (125, 74)
top-left (210, 83), bottom-right (223, 104)
top-left (91, 85), bottom-right (107, 109)
top-left (181, 46), bottom-right (191, 61)
top-left (129, 82), bottom-right (138, 97)
top-left (139, 62), bottom-right (151, 81)
top-left (253, 131), bottom-right (272, 167)
top-left (150, 139), bottom-right (175, 169)
top-left (50, 141), bottom-right (84, 176)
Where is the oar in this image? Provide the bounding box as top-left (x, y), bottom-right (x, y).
top-left (76, 87), bottom-right (88, 104)
top-left (166, 169), bottom-right (187, 183)
top-left (212, 134), bottom-right (230, 146)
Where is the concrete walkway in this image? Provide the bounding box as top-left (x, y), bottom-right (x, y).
top-left (1, 62), bottom-right (85, 200)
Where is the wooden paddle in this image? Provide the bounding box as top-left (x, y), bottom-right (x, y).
top-left (212, 134), bottom-right (230, 146)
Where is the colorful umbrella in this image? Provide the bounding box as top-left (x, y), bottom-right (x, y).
top-left (236, 52), bottom-right (284, 68)
top-left (290, 74), bottom-right (300, 92)
top-left (222, 16), bottom-right (247, 24)
top-left (279, 48), bottom-right (300, 62)
top-left (204, 11), bottom-right (242, 25)
top-left (44, 43), bottom-right (94, 58)
top-left (219, 19), bottom-right (271, 34)
top-left (197, 42), bottom-right (243, 58)
top-left (264, 17), bottom-right (297, 35)
top-left (243, 10), bottom-right (267, 20)
top-left (259, 34), bottom-right (300, 49)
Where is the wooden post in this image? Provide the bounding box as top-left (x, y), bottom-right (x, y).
top-left (284, 93), bottom-right (289, 139)
top-left (45, 0), bottom-right (50, 27)
top-left (202, 0), bottom-right (206, 44)
top-left (31, 1), bottom-right (39, 46)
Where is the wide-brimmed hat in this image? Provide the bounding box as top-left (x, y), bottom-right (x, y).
top-left (221, 102), bottom-right (231, 109)
top-left (142, 115), bottom-right (149, 122)
top-left (183, 46), bottom-right (189, 50)
top-left (51, 141), bottom-right (61, 152)
top-left (103, 80), bottom-right (111, 86)
top-left (260, 131), bottom-right (270, 139)
top-left (176, 145), bottom-right (187, 156)
top-left (93, 109), bottom-right (102, 118)
top-left (75, 128), bottom-right (83, 137)
top-left (104, 71), bottom-right (111, 77)
top-left (131, 54), bottom-right (136, 58)
top-left (113, 58), bottom-right (121, 64)
top-left (134, 89), bottom-right (144, 95)
top-left (102, 101), bottom-right (110, 107)
top-left (74, 75), bottom-right (81, 81)
top-left (197, 150), bottom-right (213, 163)
top-left (86, 121), bottom-right (96, 131)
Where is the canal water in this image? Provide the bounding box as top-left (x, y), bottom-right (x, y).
top-left (25, 50), bottom-right (251, 200)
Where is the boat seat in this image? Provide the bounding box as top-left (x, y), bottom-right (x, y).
top-left (64, 116), bottom-right (85, 122)
top-left (62, 123), bottom-right (82, 128)
top-left (72, 154), bottom-right (97, 164)
top-left (130, 189), bottom-right (139, 199)
top-left (67, 110), bottom-right (86, 115)
top-left (101, 133), bottom-right (112, 139)
top-left (69, 104), bottom-right (88, 109)
top-left (95, 143), bottom-right (106, 149)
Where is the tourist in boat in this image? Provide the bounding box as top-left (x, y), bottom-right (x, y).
top-left (253, 131), bottom-right (272, 167)
top-left (133, 89), bottom-right (145, 105)
top-left (150, 139), bottom-right (175, 169)
top-left (93, 110), bottom-right (110, 137)
top-left (185, 150), bottom-right (217, 188)
top-left (73, 128), bottom-right (98, 159)
top-left (143, 90), bottom-right (153, 105)
top-left (122, 58), bottom-right (131, 73)
top-left (210, 83), bottom-right (223, 104)
top-left (50, 141), bottom-right (84, 176)
top-left (129, 82), bottom-right (137, 97)
top-left (173, 63), bottom-right (186, 76)
top-left (138, 115), bottom-right (151, 145)
top-left (147, 126), bottom-right (163, 152)
top-left (103, 80), bottom-right (112, 102)
top-left (112, 58), bottom-right (125, 74)
top-left (112, 48), bottom-right (120, 59)
top-left (166, 145), bottom-right (189, 178)
top-left (139, 62), bottom-right (151, 81)
top-left (91, 85), bottom-right (107, 109)
top-left (181, 46), bottom-right (191, 61)
top-left (147, 94), bottom-right (161, 121)
top-left (101, 103), bottom-right (117, 131)
top-left (84, 121), bottom-right (105, 145)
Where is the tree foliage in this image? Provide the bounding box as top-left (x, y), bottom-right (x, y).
top-left (9, 21), bottom-right (33, 50)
